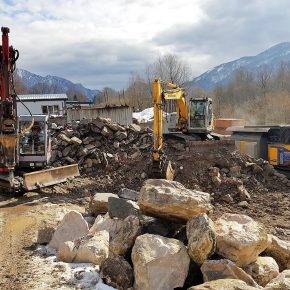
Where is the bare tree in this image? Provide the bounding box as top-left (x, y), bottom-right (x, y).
top-left (12, 72), bottom-right (28, 94)
top-left (211, 86), bottom-right (224, 118)
top-left (256, 65), bottom-right (272, 98)
top-left (94, 87), bottom-right (119, 106)
top-left (256, 65), bottom-right (272, 124)
top-left (66, 89), bottom-right (88, 101)
top-left (146, 54), bottom-right (191, 86)
top-left (125, 72), bottom-right (150, 111)
top-left (145, 54), bottom-right (191, 112)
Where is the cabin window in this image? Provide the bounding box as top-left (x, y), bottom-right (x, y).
top-left (42, 105), bottom-right (59, 115)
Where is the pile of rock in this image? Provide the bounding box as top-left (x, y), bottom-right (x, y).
top-left (37, 178), bottom-right (290, 289)
top-left (50, 117), bottom-right (152, 173)
top-left (206, 152), bottom-right (290, 205)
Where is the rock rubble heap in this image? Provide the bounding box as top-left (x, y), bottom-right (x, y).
top-left (38, 178), bottom-right (290, 290)
top-left (50, 117), bottom-right (152, 173)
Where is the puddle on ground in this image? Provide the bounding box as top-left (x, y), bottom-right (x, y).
top-left (0, 214), bottom-right (36, 246)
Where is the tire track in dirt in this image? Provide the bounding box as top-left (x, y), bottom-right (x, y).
top-left (0, 202), bottom-right (36, 290)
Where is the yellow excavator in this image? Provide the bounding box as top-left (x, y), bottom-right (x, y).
top-left (151, 78), bottom-right (217, 179)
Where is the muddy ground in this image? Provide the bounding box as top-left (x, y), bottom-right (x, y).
top-left (1, 142), bottom-right (290, 289)
top-left (0, 191), bottom-right (87, 290)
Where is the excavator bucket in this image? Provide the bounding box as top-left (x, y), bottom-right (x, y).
top-left (23, 164), bottom-right (80, 191)
top-left (151, 158), bottom-right (175, 180)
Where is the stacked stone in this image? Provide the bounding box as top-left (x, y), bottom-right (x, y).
top-left (50, 117), bottom-right (152, 173)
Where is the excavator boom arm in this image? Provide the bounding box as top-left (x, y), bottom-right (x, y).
top-left (153, 78), bottom-right (163, 160)
top-left (151, 78), bottom-right (188, 180)
top-left (153, 78), bottom-right (189, 160)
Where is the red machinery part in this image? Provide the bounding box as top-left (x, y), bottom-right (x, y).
top-left (1, 27), bottom-right (11, 103)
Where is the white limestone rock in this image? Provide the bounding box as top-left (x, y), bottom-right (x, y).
top-left (131, 233), bottom-right (190, 290)
top-left (215, 213), bottom-right (269, 266)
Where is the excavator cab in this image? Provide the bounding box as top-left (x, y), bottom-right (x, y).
top-left (188, 98), bottom-right (213, 134)
top-left (18, 115), bottom-right (51, 168)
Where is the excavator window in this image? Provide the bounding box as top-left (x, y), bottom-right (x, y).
top-left (196, 102), bottom-right (205, 115)
top-left (190, 100), bottom-right (206, 128)
top-left (19, 121), bottom-right (45, 155)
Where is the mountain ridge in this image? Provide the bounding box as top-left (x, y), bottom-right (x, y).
top-left (16, 68), bottom-right (100, 100)
top-left (190, 42), bottom-right (290, 89)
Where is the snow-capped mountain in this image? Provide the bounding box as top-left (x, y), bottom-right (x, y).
top-left (190, 42), bottom-right (290, 89)
top-left (16, 68), bottom-right (100, 100)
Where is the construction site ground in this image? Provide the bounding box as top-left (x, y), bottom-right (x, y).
top-left (1, 143), bottom-right (290, 289)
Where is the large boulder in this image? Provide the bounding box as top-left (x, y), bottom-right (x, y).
top-left (138, 179), bottom-right (212, 222)
top-left (49, 211), bottom-right (89, 250)
top-left (37, 224), bottom-right (55, 244)
top-left (57, 241), bottom-right (76, 262)
top-left (74, 231), bottom-right (109, 265)
top-left (108, 197), bottom-right (141, 219)
top-left (243, 256), bottom-right (279, 287)
top-left (100, 256), bottom-right (134, 290)
top-left (188, 279), bottom-right (259, 290)
top-left (215, 213), bottom-right (269, 266)
top-left (186, 213), bottom-right (216, 265)
top-left (131, 233), bottom-right (190, 290)
top-left (266, 234), bottom-right (290, 270)
top-left (89, 213), bottom-right (125, 239)
top-left (117, 188), bottom-right (139, 201)
top-left (110, 215), bottom-right (141, 256)
top-left (201, 259), bottom-right (259, 288)
top-left (89, 192), bottom-right (119, 215)
top-left (264, 270), bottom-right (290, 289)
top-left (141, 216), bottom-right (171, 237)
top-left (57, 231), bottom-right (109, 265)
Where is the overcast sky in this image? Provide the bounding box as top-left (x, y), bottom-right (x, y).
top-left (1, 0), bottom-right (290, 90)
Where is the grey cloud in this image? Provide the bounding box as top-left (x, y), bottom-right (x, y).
top-left (18, 39), bottom-right (155, 89)
top-left (153, 0), bottom-right (290, 73)
top-left (6, 0), bottom-right (290, 89)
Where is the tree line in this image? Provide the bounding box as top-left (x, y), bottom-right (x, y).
top-left (14, 55), bottom-right (290, 125)
top-left (206, 62), bottom-right (290, 124)
top-left (94, 54), bottom-right (191, 112)
top-left (97, 58), bottom-right (290, 125)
